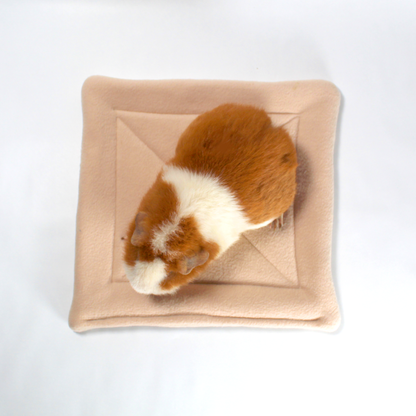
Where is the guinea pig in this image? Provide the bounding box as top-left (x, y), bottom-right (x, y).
top-left (123, 103), bottom-right (298, 295)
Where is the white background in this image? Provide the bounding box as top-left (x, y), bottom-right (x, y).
top-left (1, 1), bottom-right (416, 415)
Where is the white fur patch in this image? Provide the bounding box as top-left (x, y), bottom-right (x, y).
top-left (161, 165), bottom-right (258, 254)
top-left (151, 218), bottom-right (180, 254)
top-left (123, 258), bottom-right (171, 295)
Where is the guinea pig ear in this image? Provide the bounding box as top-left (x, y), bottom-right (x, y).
top-left (177, 249), bottom-right (209, 275)
top-left (131, 212), bottom-right (148, 246)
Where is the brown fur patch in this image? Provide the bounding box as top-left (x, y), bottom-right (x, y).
top-left (123, 173), bottom-right (179, 267)
top-left (169, 104), bottom-right (298, 224)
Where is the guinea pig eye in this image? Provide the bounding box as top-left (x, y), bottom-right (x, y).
top-left (136, 245), bottom-right (154, 262)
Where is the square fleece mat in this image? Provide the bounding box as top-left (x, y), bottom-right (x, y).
top-left (69, 76), bottom-right (341, 332)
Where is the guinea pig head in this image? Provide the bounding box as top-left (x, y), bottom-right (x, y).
top-left (123, 211), bottom-right (219, 295)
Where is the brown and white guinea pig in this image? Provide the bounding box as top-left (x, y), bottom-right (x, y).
top-left (123, 103), bottom-right (298, 295)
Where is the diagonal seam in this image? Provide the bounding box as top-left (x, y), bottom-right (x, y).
top-left (116, 116), bottom-right (165, 164)
top-left (241, 234), bottom-right (297, 287)
top-left (279, 115), bottom-right (299, 128)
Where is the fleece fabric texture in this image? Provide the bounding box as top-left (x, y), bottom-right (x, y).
top-left (69, 76), bottom-right (341, 332)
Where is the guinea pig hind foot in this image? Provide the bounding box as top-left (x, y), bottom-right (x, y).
top-left (269, 214), bottom-right (284, 232)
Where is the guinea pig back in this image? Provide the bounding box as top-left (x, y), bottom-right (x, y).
top-left (171, 103), bottom-right (298, 223)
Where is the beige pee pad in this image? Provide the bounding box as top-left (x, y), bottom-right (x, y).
top-left (69, 76), bottom-right (341, 332)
